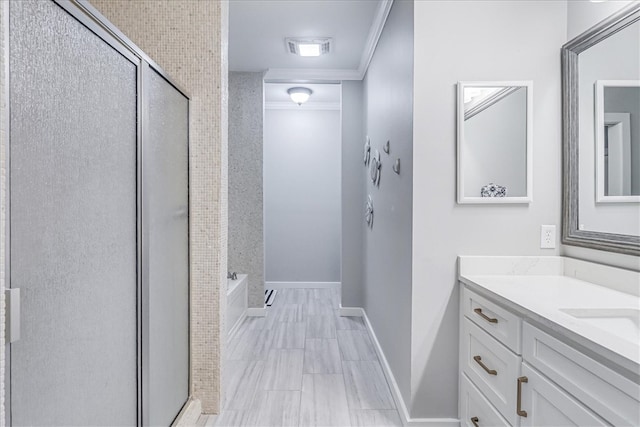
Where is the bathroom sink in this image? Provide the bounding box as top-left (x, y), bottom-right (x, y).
top-left (560, 308), bottom-right (640, 343)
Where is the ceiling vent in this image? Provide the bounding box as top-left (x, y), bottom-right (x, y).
top-left (285, 38), bottom-right (332, 57)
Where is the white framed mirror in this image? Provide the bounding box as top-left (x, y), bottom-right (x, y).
top-left (595, 80), bottom-right (640, 203)
top-left (456, 81), bottom-right (533, 204)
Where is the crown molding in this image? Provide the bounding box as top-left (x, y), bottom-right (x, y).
top-left (264, 101), bottom-right (341, 111)
top-left (263, 0), bottom-right (394, 82)
top-left (357, 0), bottom-right (394, 79)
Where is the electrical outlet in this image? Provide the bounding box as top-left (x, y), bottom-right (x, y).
top-left (540, 225), bottom-right (556, 249)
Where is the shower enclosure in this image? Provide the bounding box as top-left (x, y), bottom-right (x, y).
top-left (5, 0), bottom-right (189, 425)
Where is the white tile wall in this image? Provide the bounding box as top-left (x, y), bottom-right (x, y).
top-left (228, 72), bottom-right (265, 309)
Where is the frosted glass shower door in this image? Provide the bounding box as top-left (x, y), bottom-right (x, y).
top-left (144, 66), bottom-right (190, 426)
top-left (8, 1), bottom-right (139, 425)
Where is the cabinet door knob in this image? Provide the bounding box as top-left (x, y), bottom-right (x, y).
top-left (474, 308), bottom-right (498, 323)
top-left (517, 376), bottom-right (529, 417)
top-left (473, 355), bottom-right (497, 375)
top-left (470, 416), bottom-right (480, 427)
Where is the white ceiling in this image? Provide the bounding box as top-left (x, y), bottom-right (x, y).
top-left (229, 0), bottom-right (385, 79)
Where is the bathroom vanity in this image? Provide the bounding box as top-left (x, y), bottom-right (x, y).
top-left (458, 256), bottom-right (640, 426)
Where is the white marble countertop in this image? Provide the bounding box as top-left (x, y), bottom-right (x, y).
top-left (458, 256), bottom-right (640, 376)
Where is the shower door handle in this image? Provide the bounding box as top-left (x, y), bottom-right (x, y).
top-left (5, 288), bottom-right (20, 343)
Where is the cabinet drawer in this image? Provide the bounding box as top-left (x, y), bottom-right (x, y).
top-left (520, 363), bottom-right (608, 427)
top-left (523, 322), bottom-right (640, 426)
top-left (462, 287), bottom-right (521, 353)
top-left (461, 318), bottom-right (521, 426)
top-left (460, 373), bottom-right (510, 427)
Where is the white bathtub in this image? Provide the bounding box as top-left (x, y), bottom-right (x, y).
top-left (227, 274), bottom-right (248, 339)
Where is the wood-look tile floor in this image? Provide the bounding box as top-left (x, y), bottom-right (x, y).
top-left (197, 288), bottom-right (402, 427)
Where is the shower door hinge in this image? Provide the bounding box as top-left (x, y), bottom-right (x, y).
top-left (5, 288), bottom-right (20, 344)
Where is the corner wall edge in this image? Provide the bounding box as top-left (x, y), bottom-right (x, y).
top-left (360, 308), bottom-right (460, 426)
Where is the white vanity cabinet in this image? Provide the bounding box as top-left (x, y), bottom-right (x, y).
top-left (522, 322), bottom-right (639, 426)
top-left (459, 285), bottom-right (639, 427)
top-left (519, 363), bottom-right (608, 427)
top-left (460, 373), bottom-right (510, 427)
top-left (460, 318), bottom-right (521, 425)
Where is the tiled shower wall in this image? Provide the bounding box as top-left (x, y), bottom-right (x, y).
top-left (89, 0), bottom-right (228, 414)
top-left (228, 72), bottom-right (264, 308)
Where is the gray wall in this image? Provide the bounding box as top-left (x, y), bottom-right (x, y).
top-left (562, 0), bottom-right (640, 270)
top-left (341, 81), bottom-right (365, 307)
top-left (362, 0), bottom-right (414, 407)
top-left (264, 108), bottom-right (341, 283)
top-left (412, 0), bottom-right (566, 418)
top-left (228, 72), bottom-right (264, 308)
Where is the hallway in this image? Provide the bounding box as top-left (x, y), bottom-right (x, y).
top-left (200, 288), bottom-right (402, 427)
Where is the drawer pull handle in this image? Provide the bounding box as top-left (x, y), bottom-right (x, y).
top-left (470, 416), bottom-right (480, 427)
top-left (474, 308), bottom-right (498, 323)
top-left (517, 376), bottom-right (528, 417)
top-left (473, 355), bottom-right (497, 375)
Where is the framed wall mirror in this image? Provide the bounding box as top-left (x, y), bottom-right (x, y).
top-left (457, 81), bottom-right (533, 204)
top-left (562, 3), bottom-right (640, 255)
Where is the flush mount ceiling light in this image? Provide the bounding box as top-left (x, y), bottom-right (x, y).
top-left (287, 87), bottom-right (313, 105)
top-left (285, 38), bottom-right (332, 57)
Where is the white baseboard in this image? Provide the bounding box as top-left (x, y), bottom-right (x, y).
top-left (246, 307), bottom-right (266, 317)
top-left (172, 397), bottom-right (201, 427)
top-left (360, 308), bottom-right (460, 427)
top-left (338, 305), bottom-right (365, 317)
top-left (266, 281), bottom-right (341, 290)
